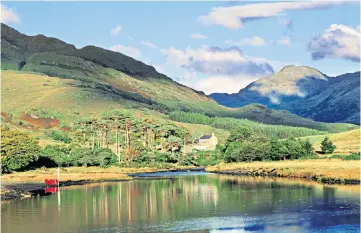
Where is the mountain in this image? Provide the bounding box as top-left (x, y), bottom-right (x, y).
top-left (1, 24), bottom-right (356, 132)
top-left (210, 65), bottom-right (360, 125)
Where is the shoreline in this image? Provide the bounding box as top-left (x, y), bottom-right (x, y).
top-left (1, 167), bottom-right (205, 201)
top-left (206, 159), bottom-right (360, 185)
top-left (2, 160), bottom-right (359, 201)
top-left (209, 170), bottom-right (360, 185)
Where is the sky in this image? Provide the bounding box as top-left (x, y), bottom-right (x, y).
top-left (1, 1), bottom-right (360, 94)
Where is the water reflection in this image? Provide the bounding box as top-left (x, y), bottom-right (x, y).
top-left (1, 173), bottom-right (360, 233)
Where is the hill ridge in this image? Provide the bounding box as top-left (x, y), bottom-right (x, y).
top-left (210, 66), bottom-right (360, 124)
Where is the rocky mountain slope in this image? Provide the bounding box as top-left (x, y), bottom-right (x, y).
top-left (210, 66), bottom-right (360, 124)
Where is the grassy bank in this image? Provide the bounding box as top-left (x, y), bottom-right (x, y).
top-left (1, 165), bottom-right (198, 184)
top-left (1, 165), bottom-right (199, 200)
top-left (302, 128), bottom-right (360, 155)
top-left (206, 159), bottom-right (360, 184)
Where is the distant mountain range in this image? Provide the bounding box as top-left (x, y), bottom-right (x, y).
top-left (210, 65), bottom-right (360, 125)
top-left (1, 23), bottom-right (357, 132)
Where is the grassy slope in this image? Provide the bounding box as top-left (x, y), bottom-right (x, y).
top-left (2, 70), bottom-right (356, 134)
top-left (302, 128), bottom-right (360, 155)
top-left (2, 70), bottom-right (229, 144)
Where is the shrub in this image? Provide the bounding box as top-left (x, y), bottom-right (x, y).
top-left (195, 150), bottom-right (222, 166)
top-left (42, 145), bottom-right (118, 167)
top-left (321, 137), bottom-right (336, 154)
top-left (1, 126), bottom-right (41, 173)
top-left (342, 153), bottom-right (360, 160)
top-left (330, 153), bottom-right (360, 160)
top-left (52, 130), bottom-right (72, 143)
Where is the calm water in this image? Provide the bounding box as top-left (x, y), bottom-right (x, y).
top-left (2, 172), bottom-right (360, 233)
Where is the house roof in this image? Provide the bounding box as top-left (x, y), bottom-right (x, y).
top-left (200, 135), bottom-right (212, 140)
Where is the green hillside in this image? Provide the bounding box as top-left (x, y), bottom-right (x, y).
top-left (1, 23), bottom-right (357, 133)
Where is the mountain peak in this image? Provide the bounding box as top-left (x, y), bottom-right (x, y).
top-left (278, 65), bottom-right (325, 78)
top-left (242, 64), bottom-right (329, 102)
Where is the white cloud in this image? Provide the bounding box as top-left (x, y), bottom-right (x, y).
top-left (110, 25), bottom-right (122, 35)
top-left (109, 45), bottom-right (141, 58)
top-left (153, 64), bottom-right (165, 73)
top-left (225, 36), bottom-right (265, 47)
top-left (278, 38), bottom-right (291, 46)
top-left (198, 1), bottom-right (345, 29)
top-left (161, 46), bottom-right (274, 77)
top-left (141, 41), bottom-right (157, 49)
top-left (160, 45), bottom-right (276, 94)
top-left (1, 4), bottom-right (19, 24)
top-left (307, 24), bottom-right (360, 62)
top-left (160, 47), bottom-right (189, 67)
top-left (190, 33), bottom-right (208, 40)
top-left (128, 36), bottom-right (134, 41)
top-left (190, 75), bottom-right (260, 94)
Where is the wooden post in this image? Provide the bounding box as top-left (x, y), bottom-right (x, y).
top-left (57, 166), bottom-right (60, 187)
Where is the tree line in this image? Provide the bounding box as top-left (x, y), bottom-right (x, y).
top-left (222, 127), bottom-right (317, 162)
top-left (169, 111), bottom-right (326, 139)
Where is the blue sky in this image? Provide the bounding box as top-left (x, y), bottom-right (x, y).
top-left (2, 1), bottom-right (360, 94)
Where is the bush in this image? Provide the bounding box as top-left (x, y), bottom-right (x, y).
top-left (52, 130), bottom-right (72, 143)
top-left (342, 153), bottom-right (360, 160)
top-left (42, 145), bottom-right (118, 168)
top-left (330, 153), bottom-right (360, 160)
top-left (1, 126), bottom-right (41, 173)
top-left (321, 137), bottom-right (336, 154)
top-left (194, 150), bottom-right (221, 166)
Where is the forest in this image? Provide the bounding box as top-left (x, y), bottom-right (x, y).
top-left (169, 111), bottom-right (326, 138)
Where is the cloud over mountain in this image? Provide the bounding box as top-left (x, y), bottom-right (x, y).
top-left (198, 1), bottom-right (345, 29)
top-left (1, 4), bottom-right (19, 24)
top-left (161, 46), bottom-right (274, 76)
top-left (307, 24), bottom-right (360, 62)
top-left (110, 44), bottom-right (141, 58)
top-left (141, 41), bottom-right (157, 49)
top-left (110, 25), bottom-right (122, 35)
top-left (160, 45), bottom-right (275, 94)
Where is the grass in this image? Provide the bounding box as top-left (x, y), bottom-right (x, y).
top-left (207, 159), bottom-right (360, 184)
top-left (302, 128), bottom-right (360, 155)
top-left (2, 71), bottom-right (227, 145)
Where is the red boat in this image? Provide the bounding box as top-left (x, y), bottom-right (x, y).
top-left (45, 187), bottom-right (58, 193)
top-left (45, 179), bottom-right (58, 186)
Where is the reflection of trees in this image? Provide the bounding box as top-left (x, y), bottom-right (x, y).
top-left (213, 175), bottom-right (316, 215)
top-left (2, 176), bottom-right (360, 233)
